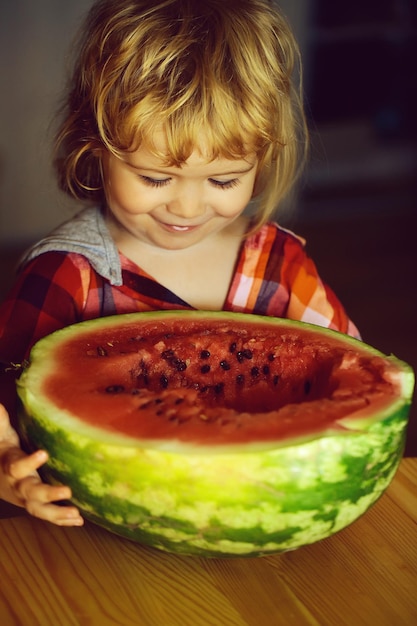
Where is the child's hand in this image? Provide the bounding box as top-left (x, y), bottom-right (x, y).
top-left (0, 404), bottom-right (84, 526)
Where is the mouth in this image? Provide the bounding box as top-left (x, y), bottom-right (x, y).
top-left (158, 221), bottom-right (203, 233)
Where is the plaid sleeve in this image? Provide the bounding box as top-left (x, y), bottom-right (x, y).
top-left (0, 252), bottom-right (89, 366)
top-left (227, 223), bottom-right (360, 338)
top-left (283, 239), bottom-right (361, 338)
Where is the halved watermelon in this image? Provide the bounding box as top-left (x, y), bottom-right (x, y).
top-left (17, 311), bottom-right (414, 557)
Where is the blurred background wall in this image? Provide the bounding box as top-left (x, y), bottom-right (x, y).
top-left (0, 0), bottom-right (90, 245)
top-left (0, 0), bottom-right (416, 452)
top-left (1, 0), bottom-right (415, 244)
top-left (295, 0), bottom-right (417, 221)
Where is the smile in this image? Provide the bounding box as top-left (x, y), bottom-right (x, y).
top-left (159, 222), bottom-right (203, 233)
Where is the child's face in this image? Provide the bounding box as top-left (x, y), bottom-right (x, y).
top-left (101, 136), bottom-right (258, 251)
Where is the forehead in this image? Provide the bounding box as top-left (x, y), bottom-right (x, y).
top-left (123, 142), bottom-right (257, 176)
top-left (125, 129), bottom-right (258, 172)
top-left (125, 125), bottom-right (257, 163)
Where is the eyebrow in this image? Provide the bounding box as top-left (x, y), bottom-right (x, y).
top-left (209, 164), bottom-right (256, 176)
top-left (126, 162), bottom-right (256, 177)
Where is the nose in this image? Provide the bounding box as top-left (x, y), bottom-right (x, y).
top-left (166, 187), bottom-right (205, 220)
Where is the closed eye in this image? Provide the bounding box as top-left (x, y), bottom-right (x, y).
top-left (209, 178), bottom-right (240, 190)
top-left (139, 175), bottom-right (171, 188)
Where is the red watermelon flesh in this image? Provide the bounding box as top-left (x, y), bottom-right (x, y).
top-left (16, 311), bottom-right (414, 557)
top-left (40, 314), bottom-right (400, 446)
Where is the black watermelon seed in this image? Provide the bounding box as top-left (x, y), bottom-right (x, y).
top-left (214, 382), bottom-right (224, 394)
top-left (262, 365), bottom-right (270, 375)
top-left (174, 360), bottom-right (187, 372)
top-left (304, 380), bottom-right (311, 395)
top-left (273, 375), bottom-right (280, 386)
top-left (200, 350), bottom-right (211, 359)
top-left (175, 397), bottom-right (185, 405)
top-left (201, 364), bottom-right (211, 374)
top-left (242, 349), bottom-right (253, 360)
top-left (268, 353), bottom-right (275, 361)
top-left (160, 375), bottom-right (169, 388)
top-left (229, 342), bottom-right (237, 353)
top-left (251, 366), bottom-right (260, 378)
top-left (236, 351), bottom-right (245, 363)
top-left (105, 385), bottom-right (125, 393)
top-left (236, 374), bottom-right (245, 385)
top-left (220, 360), bottom-right (231, 370)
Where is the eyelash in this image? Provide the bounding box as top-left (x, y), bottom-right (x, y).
top-left (210, 178), bottom-right (240, 190)
top-left (139, 176), bottom-right (170, 188)
top-left (139, 176), bottom-right (240, 190)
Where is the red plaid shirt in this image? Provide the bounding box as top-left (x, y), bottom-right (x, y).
top-left (0, 222), bottom-right (359, 374)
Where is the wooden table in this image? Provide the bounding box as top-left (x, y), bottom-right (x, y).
top-left (0, 458), bottom-right (416, 626)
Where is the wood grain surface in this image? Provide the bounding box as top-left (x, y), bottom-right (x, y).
top-left (0, 458), bottom-right (416, 626)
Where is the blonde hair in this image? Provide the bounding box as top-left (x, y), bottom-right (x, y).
top-left (54, 0), bottom-right (308, 229)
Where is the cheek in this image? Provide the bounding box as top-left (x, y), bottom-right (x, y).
top-left (106, 178), bottom-right (150, 215)
top-left (214, 191), bottom-right (253, 219)
top-left (229, 182), bottom-right (256, 213)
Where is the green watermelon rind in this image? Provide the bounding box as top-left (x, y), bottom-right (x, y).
top-left (19, 402), bottom-right (407, 556)
top-left (16, 311), bottom-right (414, 557)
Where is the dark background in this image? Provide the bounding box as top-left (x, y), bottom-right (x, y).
top-left (293, 0), bottom-right (417, 454)
top-left (1, 0), bottom-right (416, 454)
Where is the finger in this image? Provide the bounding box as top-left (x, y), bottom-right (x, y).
top-left (51, 515), bottom-right (85, 527)
top-left (27, 499), bottom-right (84, 526)
top-left (18, 478), bottom-right (84, 526)
top-left (27, 501), bottom-right (84, 526)
top-left (18, 476), bottom-right (71, 505)
top-left (6, 449), bottom-right (49, 480)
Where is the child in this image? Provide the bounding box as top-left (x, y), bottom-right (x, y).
top-left (0, 0), bottom-right (359, 525)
